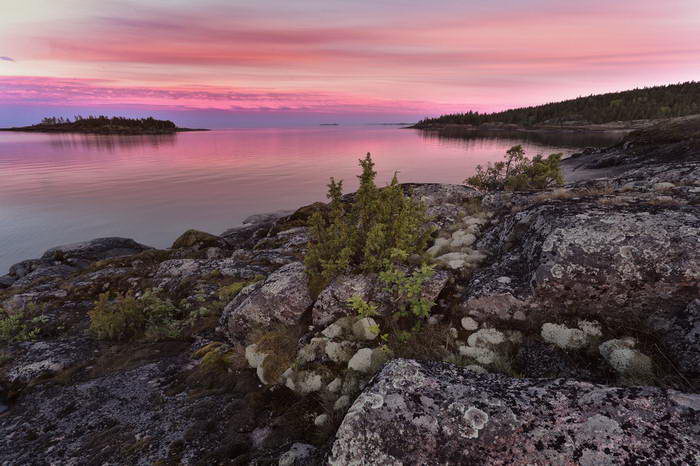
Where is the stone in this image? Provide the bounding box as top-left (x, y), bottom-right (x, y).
top-left (221, 262), bottom-right (312, 343)
top-left (312, 275), bottom-right (377, 328)
top-left (314, 414), bottom-right (330, 427)
top-left (470, 199), bottom-right (700, 315)
top-left (10, 264), bottom-right (77, 289)
top-left (329, 359), bottom-right (700, 465)
top-left (348, 348), bottom-right (373, 373)
top-left (41, 237), bottom-right (152, 263)
top-left (347, 347), bottom-right (391, 374)
top-left (312, 270), bottom-right (449, 327)
top-left (352, 317), bottom-right (379, 341)
top-left (327, 377), bottom-right (342, 393)
top-left (171, 229), bottom-right (222, 249)
top-left (0, 275), bottom-right (16, 289)
top-left (321, 322), bottom-right (343, 339)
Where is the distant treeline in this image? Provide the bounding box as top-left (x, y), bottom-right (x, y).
top-left (415, 81), bottom-right (700, 127)
top-left (38, 115), bottom-right (178, 131)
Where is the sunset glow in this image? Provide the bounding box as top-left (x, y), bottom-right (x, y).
top-left (1, 0), bottom-right (699, 126)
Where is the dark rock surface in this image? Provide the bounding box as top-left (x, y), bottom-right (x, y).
top-left (660, 299), bottom-right (700, 374)
top-left (330, 359), bottom-right (700, 465)
top-left (563, 115), bottom-right (700, 181)
top-left (41, 237), bottom-right (152, 264)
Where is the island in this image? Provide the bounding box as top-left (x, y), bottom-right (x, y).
top-left (0, 116), bottom-right (208, 135)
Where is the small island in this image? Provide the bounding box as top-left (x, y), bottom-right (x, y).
top-left (0, 116), bottom-right (208, 135)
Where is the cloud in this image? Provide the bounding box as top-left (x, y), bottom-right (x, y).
top-left (0, 75), bottom-right (471, 115)
top-left (0, 56), bottom-right (15, 62)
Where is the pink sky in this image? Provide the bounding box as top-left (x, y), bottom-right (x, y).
top-left (1, 0), bottom-right (699, 127)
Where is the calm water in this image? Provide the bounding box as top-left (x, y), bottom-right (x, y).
top-left (0, 127), bottom-right (624, 272)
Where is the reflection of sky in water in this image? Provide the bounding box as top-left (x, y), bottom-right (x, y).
top-left (0, 127), bottom-right (624, 272)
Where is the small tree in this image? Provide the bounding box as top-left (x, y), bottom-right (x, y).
top-left (305, 153), bottom-right (433, 296)
top-left (465, 145), bottom-right (563, 191)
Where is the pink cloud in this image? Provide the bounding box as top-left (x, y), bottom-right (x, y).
top-left (0, 75), bottom-right (471, 114)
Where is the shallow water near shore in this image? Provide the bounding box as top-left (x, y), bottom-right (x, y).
top-left (0, 126), bottom-right (623, 272)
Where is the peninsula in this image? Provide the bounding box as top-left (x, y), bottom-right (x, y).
top-left (0, 116), bottom-right (207, 135)
top-left (411, 81), bottom-right (700, 133)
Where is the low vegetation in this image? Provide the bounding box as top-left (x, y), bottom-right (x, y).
top-left (414, 81), bottom-right (700, 127)
top-left (0, 305), bottom-right (48, 344)
top-left (465, 145), bottom-right (563, 191)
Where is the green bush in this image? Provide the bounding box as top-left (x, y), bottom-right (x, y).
top-left (305, 153), bottom-right (433, 296)
top-left (88, 290), bottom-right (181, 341)
top-left (465, 145), bottom-right (563, 192)
top-left (0, 305), bottom-right (48, 344)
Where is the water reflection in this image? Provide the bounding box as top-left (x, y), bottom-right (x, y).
top-left (420, 128), bottom-right (627, 150)
top-left (45, 133), bottom-right (177, 152)
top-left (0, 126), bottom-right (597, 272)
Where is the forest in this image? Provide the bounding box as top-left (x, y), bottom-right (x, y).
top-left (413, 81), bottom-right (700, 128)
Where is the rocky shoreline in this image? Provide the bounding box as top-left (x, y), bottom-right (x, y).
top-left (1, 117), bottom-right (698, 464)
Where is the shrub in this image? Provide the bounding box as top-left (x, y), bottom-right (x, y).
top-left (0, 305), bottom-right (48, 344)
top-left (305, 153), bottom-right (433, 296)
top-left (348, 260), bottom-right (438, 349)
top-left (465, 145), bottom-right (563, 192)
top-left (88, 290), bottom-right (181, 341)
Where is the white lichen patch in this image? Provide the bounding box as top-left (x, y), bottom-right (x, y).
top-left (245, 343), bottom-right (267, 368)
top-left (459, 346), bottom-right (497, 365)
top-left (599, 338), bottom-right (653, 375)
top-left (326, 340), bottom-right (357, 363)
top-left (467, 329), bottom-right (506, 348)
top-left (541, 322), bottom-right (600, 350)
top-left (461, 317), bottom-right (479, 331)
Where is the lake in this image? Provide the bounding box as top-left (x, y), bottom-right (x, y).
top-left (0, 126), bottom-right (624, 273)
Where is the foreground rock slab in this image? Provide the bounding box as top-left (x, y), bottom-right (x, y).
top-left (330, 359), bottom-right (700, 465)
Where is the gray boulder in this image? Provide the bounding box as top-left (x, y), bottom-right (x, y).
top-left (330, 359), bottom-right (700, 465)
top-left (470, 200), bottom-right (699, 307)
top-left (0, 275), bottom-right (16, 289)
top-left (11, 264), bottom-right (77, 289)
top-left (41, 237), bottom-right (152, 263)
top-left (221, 262), bottom-right (313, 343)
top-left (312, 270), bottom-right (450, 328)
